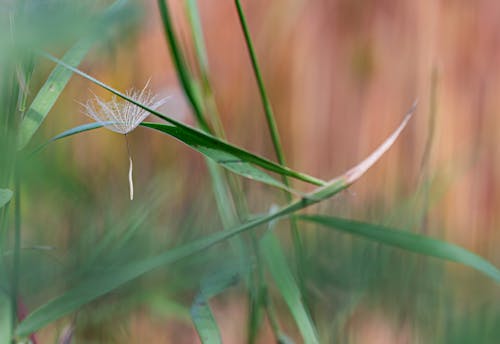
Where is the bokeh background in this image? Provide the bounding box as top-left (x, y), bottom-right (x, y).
top-left (4, 0), bottom-right (500, 343)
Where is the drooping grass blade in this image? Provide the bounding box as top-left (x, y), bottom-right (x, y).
top-left (298, 215), bottom-right (500, 283)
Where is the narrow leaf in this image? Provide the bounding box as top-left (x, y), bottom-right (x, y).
top-left (141, 122), bottom-right (301, 195)
top-left (31, 122), bottom-right (110, 154)
top-left (17, 39), bottom-right (94, 150)
top-left (0, 189), bottom-right (13, 209)
top-left (298, 215), bottom-right (500, 283)
top-left (261, 232), bottom-right (319, 344)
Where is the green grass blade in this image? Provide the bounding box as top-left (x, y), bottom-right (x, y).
top-left (17, 39), bottom-right (94, 150)
top-left (30, 122), bottom-right (110, 155)
top-left (141, 122), bottom-right (302, 195)
top-left (234, 0), bottom-right (285, 166)
top-left (298, 215), bottom-right (500, 283)
top-left (186, 0), bottom-right (210, 74)
top-left (234, 0), bottom-right (307, 296)
top-left (261, 231), bottom-right (319, 344)
top-left (0, 189), bottom-right (13, 209)
top-left (39, 52), bottom-right (327, 187)
top-left (157, 0), bottom-right (210, 132)
top-left (191, 265), bottom-right (242, 344)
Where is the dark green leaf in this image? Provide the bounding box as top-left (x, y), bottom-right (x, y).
top-left (141, 122), bottom-right (302, 194)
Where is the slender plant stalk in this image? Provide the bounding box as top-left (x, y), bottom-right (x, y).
top-left (184, 0), bottom-right (226, 138)
top-left (156, 4), bottom-right (258, 293)
top-left (165, 3), bottom-right (277, 341)
top-left (182, 3), bottom-right (270, 341)
top-left (234, 0), bottom-right (286, 165)
top-left (157, 0), bottom-right (211, 133)
top-left (233, 0), bottom-right (307, 296)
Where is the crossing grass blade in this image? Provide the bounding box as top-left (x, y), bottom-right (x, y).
top-left (15, 104), bottom-right (414, 337)
top-left (0, 189), bottom-right (13, 209)
top-left (260, 231), bottom-right (320, 344)
top-left (298, 215), bottom-right (500, 283)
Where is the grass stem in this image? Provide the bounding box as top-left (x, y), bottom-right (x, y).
top-left (234, 0), bottom-right (307, 295)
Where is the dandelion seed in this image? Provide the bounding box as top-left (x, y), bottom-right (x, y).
top-left (81, 81), bottom-right (169, 200)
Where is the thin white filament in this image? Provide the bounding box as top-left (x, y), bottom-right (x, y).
top-left (125, 134), bottom-right (134, 201)
top-left (129, 156), bottom-right (134, 201)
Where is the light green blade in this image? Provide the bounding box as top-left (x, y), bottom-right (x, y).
top-left (17, 0), bottom-right (132, 150)
top-left (261, 231), bottom-right (319, 344)
top-left (17, 39), bottom-right (94, 150)
top-left (298, 215), bottom-right (500, 283)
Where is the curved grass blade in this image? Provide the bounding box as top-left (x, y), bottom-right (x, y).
top-left (30, 122), bottom-right (111, 155)
top-left (298, 215), bottom-right (500, 283)
top-left (261, 228), bottom-right (319, 344)
top-left (16, 106), bottom-right (414, 336)
top-left (17, 39), bottom-right (94, 150)
top-left (191, 264), bottom-right (242, 344)
top-left (0, 189), bottom-right (13, 209)
top-left (33, 119), bottom-right (305, 195)
top-left (141, 122), bottom-right (301, 195)
top-left (39, 52), bottom-right (327, 187)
